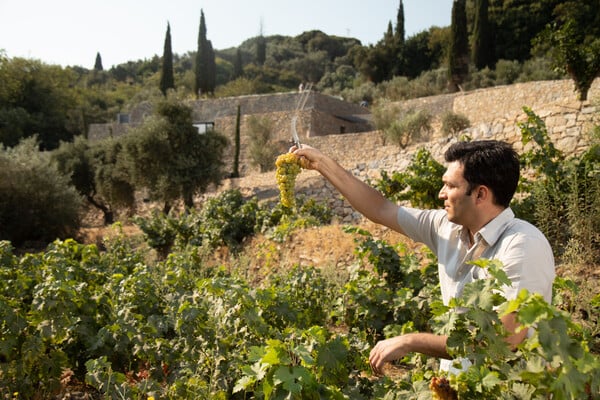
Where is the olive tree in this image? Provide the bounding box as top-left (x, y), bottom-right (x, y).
top-left (52, 136), bottom-right (135, 225)
top-left (123, 98), bottom-right (228, 211)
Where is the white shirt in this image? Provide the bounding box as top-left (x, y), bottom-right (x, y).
top-left (396, 207), bottom-right (555, 373)
top-left (397, 207), bottom-right (555, 304)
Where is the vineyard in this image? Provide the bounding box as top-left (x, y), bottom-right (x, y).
top-left (1, 197), bottom-right (599, 399)
top-left (2, 116), bottom-right (600, 399)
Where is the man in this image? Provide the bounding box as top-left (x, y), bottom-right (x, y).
top-left (293, 140), bottom-right (555, 375)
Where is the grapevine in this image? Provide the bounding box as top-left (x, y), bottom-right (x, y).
top-left (430, 376), bottom-right (458, 400)
top-left (275, 153), bottom-right (304, 208)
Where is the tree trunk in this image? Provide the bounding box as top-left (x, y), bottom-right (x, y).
top-left (86, 195), bottom-right (114, 225)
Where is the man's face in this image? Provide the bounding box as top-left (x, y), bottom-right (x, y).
top-left (439, 161), bottom-right (477, 225)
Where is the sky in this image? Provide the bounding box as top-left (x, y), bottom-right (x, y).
top-left (0, 1), bottom-right (453, 69)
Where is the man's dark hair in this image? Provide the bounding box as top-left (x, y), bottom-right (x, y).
top-left (444, 140), bottom-right (520, 208)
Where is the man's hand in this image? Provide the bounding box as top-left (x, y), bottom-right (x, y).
top-left (369, 336), bottom-right (412, 375)
top-left (369, 333), bottom-right (450, 375)
top-left (292, 144), bottom-right (319, 170)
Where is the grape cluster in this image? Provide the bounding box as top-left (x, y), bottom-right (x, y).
top-left (430, 376), bottom-right (458, 400)
top-left (275, 153), bottom-right (303, 208)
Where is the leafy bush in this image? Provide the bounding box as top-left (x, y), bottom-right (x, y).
top-left (338, 227), bottom-right (439, 334)
top-left (387, 109), bottom-right (432, 149)
top-left (373, 104), bottom-right (433, 149)
top-left (431, 259), bottom-right (600, 399)
top-left (258, 196), bottom-right (333, 242)
top-left (247, 115), bottom-right (281, 172)
top-left (199, 189), bottom-right (261, 250)
top-left (373, 147), bottom-right (445, 209)
top-left (514, 107), bottom-right (599, 261)
top-left (517, 56), bottom-right (564, 82)
top-left (134, 190), bottom-right (333, 257)
top-left (494, 59), bottom-right (522, 85)
top-left (441, 111), bottom-right (471, 139)
top-left (0, 137), bottom-right (82, 246)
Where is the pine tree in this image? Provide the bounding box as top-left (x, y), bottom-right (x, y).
top-left (472, 0), bottom-right (493, 69)
top-left (448, 0), bottom-right (469, 91)
top-left (194, 9), bottom-right (216, 97)
top-left (160, 22), bottom-right (175, 96)
top-left (94, 52), bottom-right (103, 71)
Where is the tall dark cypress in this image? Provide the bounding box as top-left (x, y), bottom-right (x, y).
top-left (395, 0), bottom-right (405, 48)
top-left (94, 52), bottom-right (103, 71)
top-left (160, 22), bottom-right (175, 96)
top-left (206, 40), bottom-right (216, 94)
top-left (232, 104), bottom-right (241, 178)
top-left (472, 0), bottom-right (493, 69)
top-left (233, 48), bottom-right (244, 79)
top-left (194, 10), bottom-right (215, 97)
top-left (393, 0), bottom-right (406, 76)
top-left (448, 0), bottom-right (469, 91)
top-left (256, 35), bottom-right (266, 66)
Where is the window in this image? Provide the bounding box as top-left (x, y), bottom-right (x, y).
top-left (194, 122), bottom-right (215, 134)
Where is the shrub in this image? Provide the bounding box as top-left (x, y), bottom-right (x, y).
top-left (0, 138), bottom-right (82, 246)
top-left (494, 59), bottom-right (522, 85)
top-left (440, 111), bottom-right (471, 139)
top-left (514, 107), bottom-right (599, 262)
top-left (373, 147), bottom-right (445, 209)
top-left (390, 109), bottom-right (432, 149)
top-left (373, 104), bottom-right (432, 149)
top-left (517, 56), bottom-right (565, 82)
top-left (247, 116), bottom-right (281, 172)
top-left (464, 66), bottom-right (496, 90)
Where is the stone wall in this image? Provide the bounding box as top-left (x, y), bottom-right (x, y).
top-left (215, 78), bottom-right (599, 223)
top-left (87, 91), bottom-right (372, 145)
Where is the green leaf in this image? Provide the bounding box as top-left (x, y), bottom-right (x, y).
top-left (233, 375), bottom-right (256, 393)
top-left (273, 365), bottom-right (302, 394)
top-left (511, 382), bottom-right (536, 399)
top-left (481, 370), bottom-right (501, 389)
top-left (294, 343), bottom-right (314, 366)
top-left (262, 340), bottom-right (289, 365)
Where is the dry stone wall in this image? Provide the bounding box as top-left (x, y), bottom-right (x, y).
top-left (213, 78), bottom-right (599, 223)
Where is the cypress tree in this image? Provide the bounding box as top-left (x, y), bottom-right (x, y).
top-left (232, 104), bottom-right (241, 178)
top-left (472, 0), bottom-right (493, 69)
top-left (160, 22), bottom-right (175, 96)
top-left (94, 52), bottom-right (103, 71)
top-left (256, 35), bottom-right (266, 66)
top-left (448, 0), bottom-right (469, 91)
top-left (206, 40), bottom-right (217, 94)
top-left (395, 0), bottom-right (405, 48)
top-left (393, 0), bottom-right (406, 76)
top-left (194, 9), bottom-right (215, 97)
top-left (233, 48), bottom-right (244, 79)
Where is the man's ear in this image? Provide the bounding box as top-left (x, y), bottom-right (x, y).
top-left (476, 185), bottom-right (490, 202)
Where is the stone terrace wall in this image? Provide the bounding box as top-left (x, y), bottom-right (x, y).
top-left (215, 79), bottom-right (599, 223)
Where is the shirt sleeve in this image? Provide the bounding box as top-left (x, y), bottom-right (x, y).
top-left (496, 226), bottom-right (555, 303)
top-left (397, 207), bottom-right (447, 254)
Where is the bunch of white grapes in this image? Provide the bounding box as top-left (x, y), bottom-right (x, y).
top-left (275, 153), bottom-right (304, 208)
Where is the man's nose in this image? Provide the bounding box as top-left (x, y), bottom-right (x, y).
top-left (438, 187), bottom-right (446, 199)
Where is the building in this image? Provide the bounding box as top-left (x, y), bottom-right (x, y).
top-left (87, 90), bottom-right (373, 173)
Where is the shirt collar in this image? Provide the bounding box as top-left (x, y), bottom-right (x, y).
top-left (477, 207), bottom-right (514, 247)
top-left (457, 207), bottom-right (514, 248)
